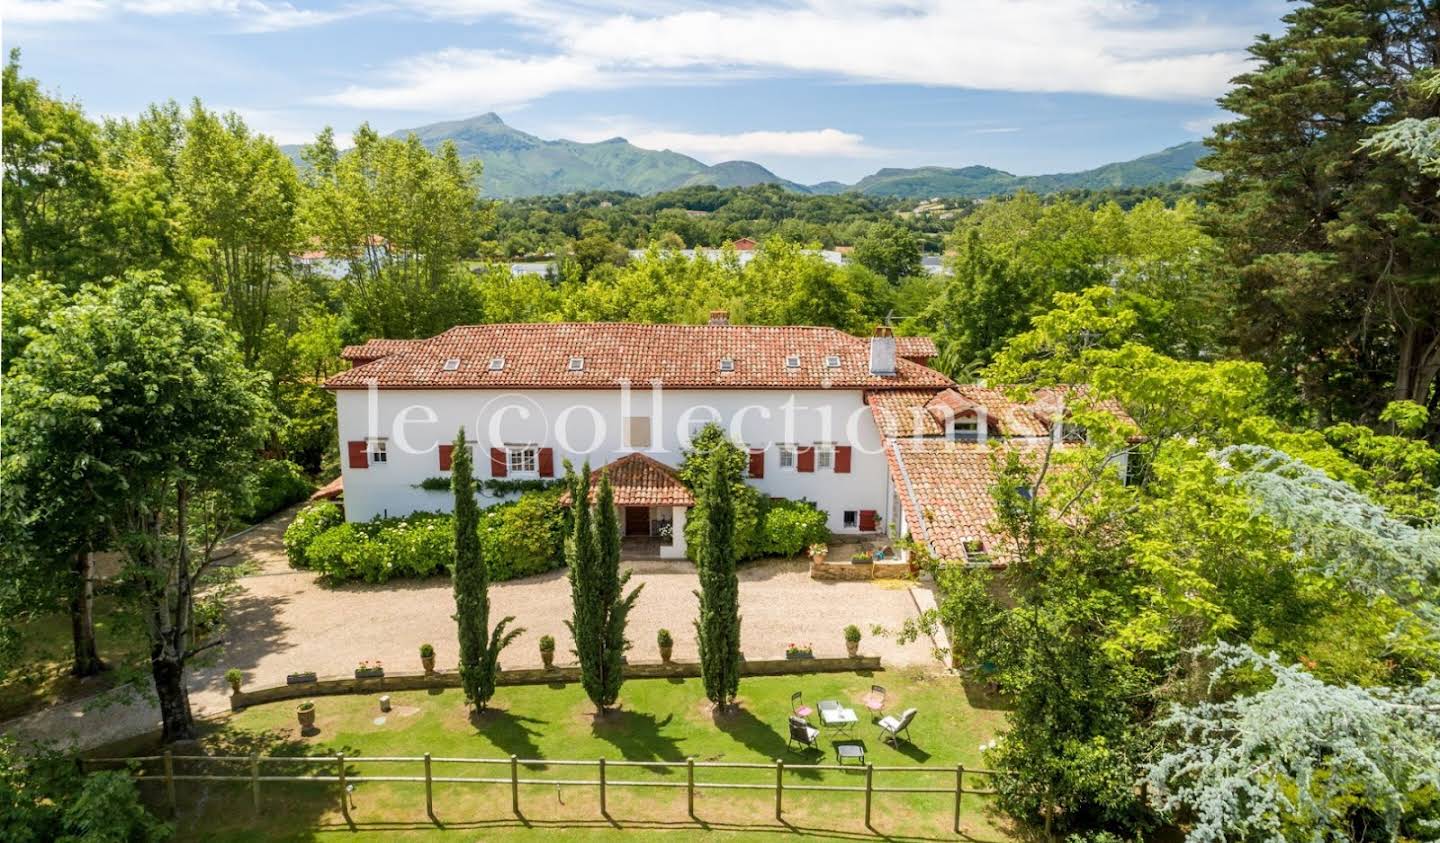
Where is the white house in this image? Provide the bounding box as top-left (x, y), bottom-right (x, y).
top-left (323, 315), bottom-right (1098, 564)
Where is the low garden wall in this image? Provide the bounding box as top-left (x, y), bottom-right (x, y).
top-left (809, 559), bottom-right (913, 581)
top-left (230, 655), bottom-right (883, 711)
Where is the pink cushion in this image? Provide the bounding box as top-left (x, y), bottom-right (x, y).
top-left (864, 697), bottom-right (884, 710)
top-left (795, 705), bottom-right (813, 717)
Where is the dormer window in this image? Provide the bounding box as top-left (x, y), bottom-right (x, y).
top-left (785, 354), bottom-right (800, 369)
top-left (719, 357), bottom-right (735, 372)
top-left (568, 356), bottom-right (585, 371)
top-left (442, 357), bottom-right (461, 371)
top-left (963, 539), bottom-right (990, 564)
top-left (949, 416), bottom-right (980, 443)
top-left (824, 355), bottom-right (841, 369)
top-left (488, 356), bottom-right (505, 371)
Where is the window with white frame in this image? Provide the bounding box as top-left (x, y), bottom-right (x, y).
top-left (778, 445), bottom-right (797, 470)
top-left (625, 416), bottom-right (652, 449)
top-left (506, 445), bottom-right (538, 475)
top-left (568, 356), bottom-right (584, 371)
top-left (369, 439), bottom-right (388, 463)
top-left (950, 416), bottom-right (980, 443)
top-left (816, 443), bottom-right (835, 470)
top-left (1061, 421), bottom-right (1088, 443)
top-left (784, 354), bottom-right (800, 369)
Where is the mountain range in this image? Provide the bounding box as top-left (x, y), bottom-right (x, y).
top-left (283, 113), bottom-right (1211, 200)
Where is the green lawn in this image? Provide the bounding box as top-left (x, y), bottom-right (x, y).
top-left (0, 596), bottom-right (148, 722)
top-left (111, 668), bottom-right (1013, 841)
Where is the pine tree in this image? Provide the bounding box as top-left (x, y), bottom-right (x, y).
top-left (566, 463), bottom-right (643, 713)
top-left (694, 456), bottom-right (741, 710)
top-left (452, 428), bottom-right (522, 711)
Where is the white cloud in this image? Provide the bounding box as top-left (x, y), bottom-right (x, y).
top-left (1, 0), bottom-right (368, 30)
top-left (310, 0), bottom-right (1255, 113)
top-left (552, 120), bottom-right (881, 162)
top-left (1183, 112), bottom-right (1229, 134)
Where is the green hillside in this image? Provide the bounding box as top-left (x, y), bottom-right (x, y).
top-left (283, 114), bottom-right (1211, 200)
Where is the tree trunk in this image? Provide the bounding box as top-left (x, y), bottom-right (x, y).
top-left (69, 549), bottom-right (103, 677)
top-left (153, 654), bottom-right (195, 743)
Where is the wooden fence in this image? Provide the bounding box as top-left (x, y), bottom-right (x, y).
top-left (85, 750), bottom-right (1000, 833)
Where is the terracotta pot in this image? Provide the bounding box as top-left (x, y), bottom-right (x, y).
top-left (659, 644), bottom-right (673, 664)
top-left (421, 655), bottom-right (435, 675)
top-left (541, 648), bottom-right (555, 669)
top-left (297, 706), bottom-right (316, 729)
top-left (846, 639), bottom-right (860, 658)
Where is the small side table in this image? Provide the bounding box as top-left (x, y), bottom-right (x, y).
top-left (835, 742), bottom-right (866, 766)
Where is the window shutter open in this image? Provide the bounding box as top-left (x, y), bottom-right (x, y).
top-left (348, 440), bottom-right (369, 469)
top-left (859, 509), bottom-right (877, 531)
top-left (797, 446), bottom-right (816, 473)
top-left (539, 448), bottom-right (555, 477)
top-left (748, 448), bottom-right (765, 478)
top-left (834, 445), bottom-right (852, 473)
top-left (490, 447), bottom-right (507, 477)
top-left (438, 444), bottom-right (454, 471)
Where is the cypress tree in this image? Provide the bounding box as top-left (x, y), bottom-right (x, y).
top-left (452, 428), bottom-right (522, 711)
top-left (694, 456), bottom-right (741, 710)
top-left (566, 463), bottom-right (643, 713)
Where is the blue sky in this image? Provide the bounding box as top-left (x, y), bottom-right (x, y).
top-left (3, 0), bottom-right (1286, 184)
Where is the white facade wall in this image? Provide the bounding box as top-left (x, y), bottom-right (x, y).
top-left (335, 387), bottom-right (892, 535)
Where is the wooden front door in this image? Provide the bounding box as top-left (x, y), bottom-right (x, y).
top-left (624, 506), bottom-right (651, 536)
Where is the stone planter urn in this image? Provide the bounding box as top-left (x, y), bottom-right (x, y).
top-left (541, 645), bottom-right (555, 669)
top-left (297, 702), bottom-right (316, 730)
top-left (846, 639), bottom-right (860, 657)
top-left (420, 644), bottom-right (436, 675)
top-left (659, 644), bottom-right (673, 663)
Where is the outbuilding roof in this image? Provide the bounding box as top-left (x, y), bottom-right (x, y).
top-left (326, 323), bottom-right (954, 390)
top-left (561, 452), bottom-right (695, 507)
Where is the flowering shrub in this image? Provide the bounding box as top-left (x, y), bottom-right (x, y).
top-left (299, 490), bottom-right (565, 584)
top-left (283, 501), bottom-right (345, 569)
top-left (759, 500), bottom-right (831, 557)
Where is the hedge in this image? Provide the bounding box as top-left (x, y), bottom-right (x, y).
top-left (685, 493), bottom-right (831, 562)
top-left (284, 491), bottom-right (566, 584)
top-left (239, 459), bottom-right (313, 522)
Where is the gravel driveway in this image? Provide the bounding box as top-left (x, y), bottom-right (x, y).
top-left (4, 507), bottom-right (943, 750)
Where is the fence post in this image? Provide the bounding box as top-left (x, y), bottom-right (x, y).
top-left (162, 750), bottom-right (176, 817)
top-left (510, 754), bottom-right (519, 815)
top-left (250, 752), bottom-right (260, 813)
top-left (423, 753), bottom-right (434, 820)
top-left (864, 763), bottom-right (874, 828)
top-left (337, 753), bottom-right (350, 824)
top-left (774, 758), bottom-right (784, 821)
top-left (954, 764), bottom-right (964, 833)
top-left (686, 757), bottom-right (695, 818)
top-left (598, 757), bottom-right (607, 815)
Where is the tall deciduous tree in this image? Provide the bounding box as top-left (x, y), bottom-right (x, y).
top-left (452, 428), bottom-right (522, 711)
top-left (565, 465), bottom-right (642, 713)
top-left (1203, 0), bottom-right (1440, 431)
top-left (300, 124), bottom-right (489, 338)
top-left (6, 275), bottom-right (271, 742)
top-left (852, 220), bottom-right (923, 283)
top-left (694, 457), bottom-right (741, 710)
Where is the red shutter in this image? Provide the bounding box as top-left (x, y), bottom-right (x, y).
top-left (859, 509), bottom-right (877, 531)
top-left (797, 446), bottom-right (815, 473)
top-left (438, 444), bottom-right (454, 471)
top-left (748, 448), bottom-right (765, 478)
top-left (490, 448), bottom-right (507, 477)
top-left (347, 440), bottom-right (369, 469)
top-left (834, 445), bottom-right (852, 474)
top-left (539, 448), bottom-right (555, 477)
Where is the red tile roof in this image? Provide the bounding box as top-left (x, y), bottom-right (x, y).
top-left (310, 475), bottom-right (344, 501)
top-left (866, 386), bottom-right (1051, 438)
top-left (885, 439), bottom-right (1050, 564)
top-left (894, 336), bottom-right (937, 360)
top-left (561, 452), bottom-right (695, 507)
top-left (326, 323), bottom-right (954, 390)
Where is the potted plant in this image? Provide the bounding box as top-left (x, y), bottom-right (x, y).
top-left (297, 700), bottom-right (316, 729)
top-left (539, 635), bottom-right (556, 669)
top-left (286, 671), bottom-right (317, 685)
top-left (420, 643), bottom-right (436, 675)
top-left (844, 625), bottom-right (862, 657)
top-left (851, 552), bottom-right (871, 564)
top-left (808, 543), bottom-right (829, 563)
top-left (657, 629), bottom-right (674, 663)
top-left (225, 668), bottom-right (243, 694)
top-left (355, 659), bottom-right (384, 679)
top-left (785, 642), bottom-right (814, 660)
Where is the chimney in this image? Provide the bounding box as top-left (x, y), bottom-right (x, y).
top-left (708, 310), bottom-right (729, 326)
top-left (869, 325), bottom-right (897, 376)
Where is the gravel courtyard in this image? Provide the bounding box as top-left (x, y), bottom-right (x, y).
top-left (4, 507), bottom-right (944, 750)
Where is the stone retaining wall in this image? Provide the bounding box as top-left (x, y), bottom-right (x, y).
top-left (809, 559), bottom-right (914, 581)
top-left (230, 655), bottom-right (882, 711)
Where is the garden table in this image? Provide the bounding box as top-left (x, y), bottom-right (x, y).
top-left (818, 700), bottom-right (858, 736)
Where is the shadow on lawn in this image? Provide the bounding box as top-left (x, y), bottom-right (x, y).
top-left (470, 707), bottom-right (546, 763)
top-left (711, 704), bottom-right (822, 780)
top-left (591, 708), bottom-right (685, 770)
